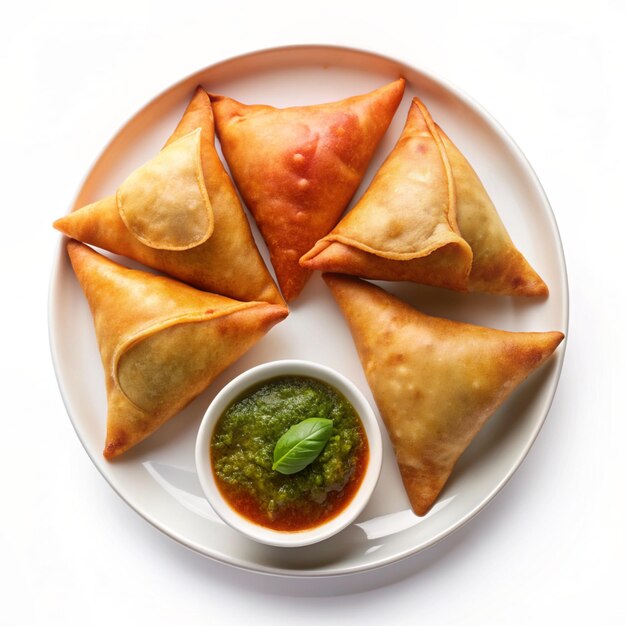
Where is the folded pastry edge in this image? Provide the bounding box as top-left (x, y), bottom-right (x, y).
top-left (116, 128), bottom-right (215, 251)
top-left (109, 302), bottom-right (289, 411)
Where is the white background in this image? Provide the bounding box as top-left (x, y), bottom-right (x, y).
top-left (2, 0), bottom-right (624, 623)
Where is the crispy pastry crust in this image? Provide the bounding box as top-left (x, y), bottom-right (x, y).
top-left (301, 98), bottom-right (473, 291)
top-left (67, 242), bottom-right (288, 459)
top-left (211, 79), bottom-right (406, 300)
top-left (303, 97), bottom-right (548, 297)
top-left (54, 88), bottom-right (284, 306)
top-left (324, 273), bottom-right (563, 515)
top-left (438, 127), bottom-right (548, 296)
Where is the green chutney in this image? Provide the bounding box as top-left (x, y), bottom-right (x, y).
top-left (211, 375), bottom-right (368, 531)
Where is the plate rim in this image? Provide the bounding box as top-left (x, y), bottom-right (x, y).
top-left (48, 43), bottom-right (569, 578)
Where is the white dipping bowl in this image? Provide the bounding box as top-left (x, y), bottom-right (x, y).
top-left (195, 359), bottom-right (382, 547)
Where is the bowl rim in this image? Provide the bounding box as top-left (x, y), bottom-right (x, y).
top-left (194, 359), bottom-right (383, 547)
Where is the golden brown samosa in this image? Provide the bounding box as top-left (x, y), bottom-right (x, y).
top-left (211, 79), bottom-right (406, 301)
top-left (301, 99), bottom-right (473, 291)
top-left (68, 241), bottom-right (288, 459)
top-left (54, 88), bottom-right (284, 306)
top-left (303, 98), bottom-right (547, 297)
top-left (324, 273), bottom-right (563, 515)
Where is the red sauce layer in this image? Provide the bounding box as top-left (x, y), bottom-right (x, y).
top-left (214, 438), bottom-right (369, 532)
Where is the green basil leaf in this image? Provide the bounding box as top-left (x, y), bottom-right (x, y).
top-left (272, 418), bottom-right (333, 475)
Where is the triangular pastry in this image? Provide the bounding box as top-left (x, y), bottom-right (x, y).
top-left (303, 98), bottom-right (548, 297)
top-left (68, 241), bottom-right (288, 459)
top-left (301, 98), bottom-right (473, 291)
top-left (324, 273), bottom-right (564, 515)
top-left (211, 78), bottom-right (406, 301)
top-left (54, 87), bottom-right (284, 306)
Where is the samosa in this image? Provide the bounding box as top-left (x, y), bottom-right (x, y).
top-left (303, 98), bottom-right (547, 297)
top-left (301, 98), bottom-right (473, 291)
top-left (211, 79), bottom-right (406, 301)
top-left (68, 241), bottom-right (288, 459)
top-left (55, 88), bottom-right (283, 306)
top-left (324, 273), bottom-right (563, 515)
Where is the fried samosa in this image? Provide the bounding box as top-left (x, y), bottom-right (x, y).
top-left (301, 99), bottom-right (473, 291)
top-left (324, 273), bottom-right (563, 515)
top-left (211, 78), bottom-right (406, 301)
top-left (55, 88), bottom-right (284, 306)
top-left (303, 98), bottom-right (547, 297)
top-left (67, 241), bottom-right (288, 459)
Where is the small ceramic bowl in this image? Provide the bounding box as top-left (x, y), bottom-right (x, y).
top-left (195, 359), bottom-right (382, 547)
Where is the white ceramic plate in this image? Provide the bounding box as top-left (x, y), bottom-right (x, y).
top-left (49, 45), bottom-right (568, 577)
